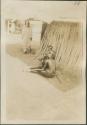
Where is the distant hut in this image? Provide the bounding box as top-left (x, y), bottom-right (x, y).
top-left (7, 19), bottom-right (16, 33)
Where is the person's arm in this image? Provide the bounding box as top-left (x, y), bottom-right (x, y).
top-left (43, 61), bottom-right (48, 70)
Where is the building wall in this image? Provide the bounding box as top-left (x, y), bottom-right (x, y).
top-left (30, 21), bottom-right (43, 42)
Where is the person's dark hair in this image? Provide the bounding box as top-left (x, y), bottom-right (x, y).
top-left (52, 54), bottom-right (55, 59)
top-left (48, 45), bottom-right (53, 50)
top-left (44, 55), bottom-right (49, 59)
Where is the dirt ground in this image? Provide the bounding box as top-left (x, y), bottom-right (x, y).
top-left (6, 43), bottom-right (82, 91)
top-left (5, 43), bottom-right (85, 124)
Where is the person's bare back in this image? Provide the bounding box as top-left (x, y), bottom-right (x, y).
top-left (39, 58), bottom-right (56, 78)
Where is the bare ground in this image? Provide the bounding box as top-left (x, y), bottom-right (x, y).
top-left (5, 43), bottom-right (85, 123)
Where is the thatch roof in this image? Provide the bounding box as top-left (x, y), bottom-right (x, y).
top-left (31, 21), bottom-right (82, 90)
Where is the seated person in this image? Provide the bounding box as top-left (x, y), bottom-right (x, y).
top-left (30, 51), bottom-right (56, 78)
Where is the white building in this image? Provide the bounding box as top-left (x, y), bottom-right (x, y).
top-left (30, 20), bottom-right (43, 43)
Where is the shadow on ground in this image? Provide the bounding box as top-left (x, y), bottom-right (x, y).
top-left (6, 43), bottom-right (39, 65)
top-left (6, 43), bottom-right (81, 91)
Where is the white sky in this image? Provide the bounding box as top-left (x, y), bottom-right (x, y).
top-left (1, 0), bottom-right (86, 23)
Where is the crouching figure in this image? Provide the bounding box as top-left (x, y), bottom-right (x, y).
top-left (30, 51), bottom-right (56, 78)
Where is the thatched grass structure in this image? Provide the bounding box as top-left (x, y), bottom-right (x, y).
top-left (31, 21), bottom-right (82, 91)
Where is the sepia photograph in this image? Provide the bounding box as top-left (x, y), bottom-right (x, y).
top-left (1, 0), bottom-right (86, 124)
